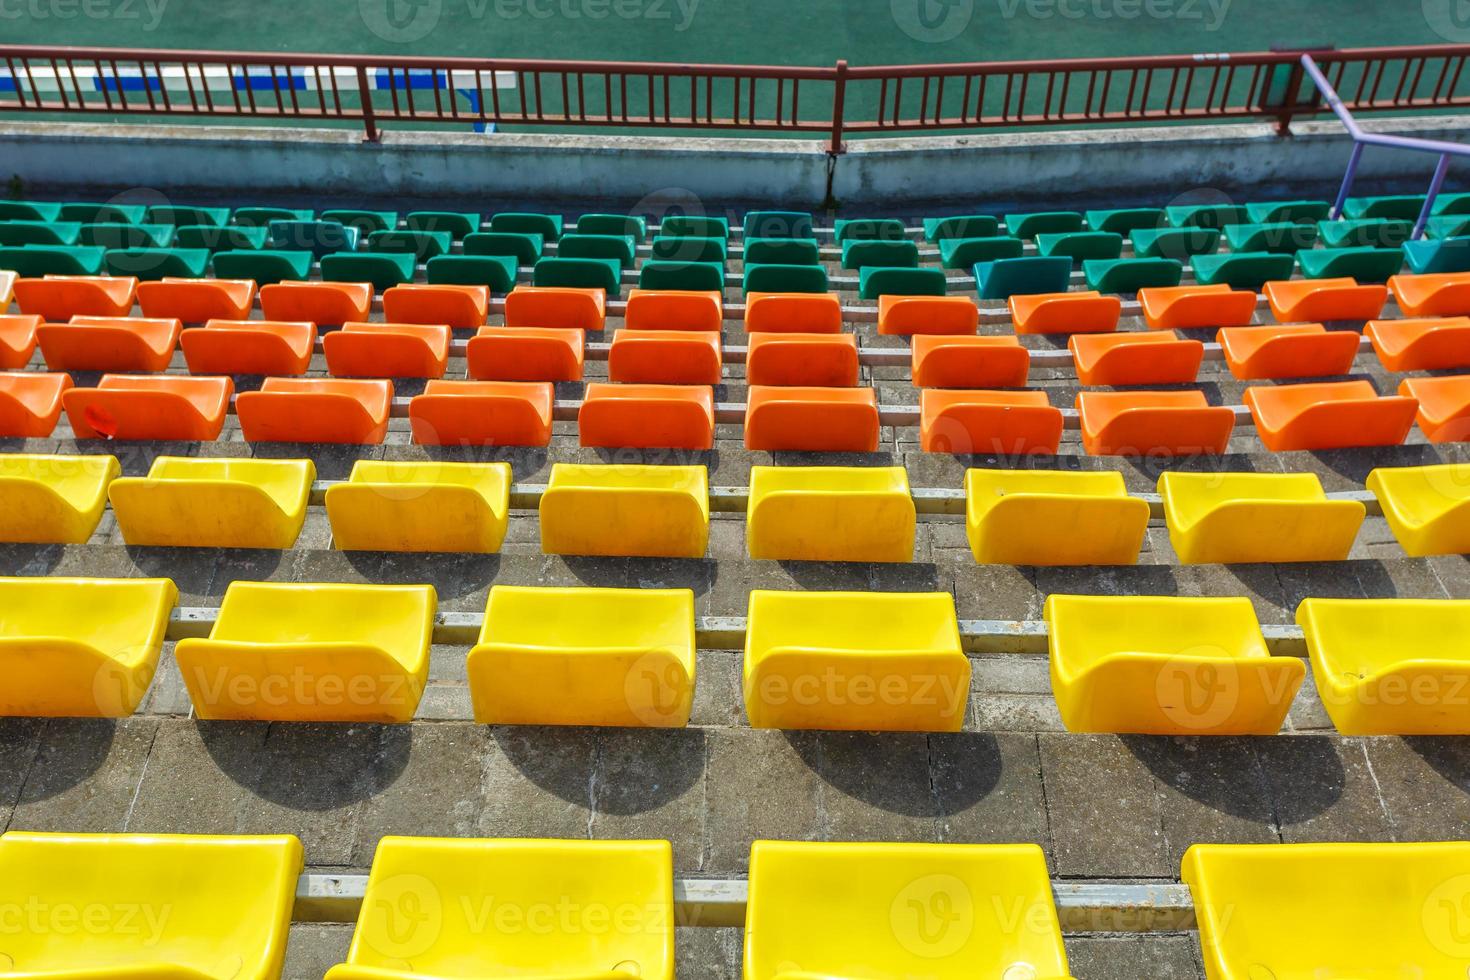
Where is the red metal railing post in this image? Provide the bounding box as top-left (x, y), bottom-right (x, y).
top-left (356, 65), bottom-right (379, 142)
top-left (828, 59), bottom-right (847, 154)
top-left (1274, 56), bottom-right (1307, 136)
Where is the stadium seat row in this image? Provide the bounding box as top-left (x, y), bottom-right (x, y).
top-left (8, 576), bottom-right (1470, 734)
top-left (7, 829), bottom-right (1451, 980)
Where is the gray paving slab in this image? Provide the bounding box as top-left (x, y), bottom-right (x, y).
top-left (1256, 736), bottom-right (1394, 843)
top-left (1038, 734), bottom-right (1169, 878)
top-left (1066, 935), bottom-right (1204, 980)
top-left (0, 718), bottom-right (46, 831)
top-left (351, 722), bottom-right (487, 865)
top-left (703, 728), bottom-right (824, 872)
top-left (7, 717), bottom-right (159, 833)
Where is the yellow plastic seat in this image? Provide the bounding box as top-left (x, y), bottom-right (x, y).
top-left (0, 269), bottom-right (14, 307)
top-left (0, 453), bottom-right (118, 544)
top-left (1044, 594), bottom-right (1304, 735)
top-left (965, 469), bottom-right (1148, 566)
top-left (747, 465), bottom-right (915, 563)
top-left (109, 457), bottom-right (314, 550)
top-left (325, 460), bottom-right (511, 553)
top-left (1298, 597), bottom-right (1470, 734)
top-left (468, 586), bottom-right (695, 727)
top-left (745, 840), bottom-right (1073, 980)
top-left (176, 582), bottom-right (435, 723)
top-left (327, 837), bottom-right (674, 980)
top-left (0, 576), bottom-right (176, 717)
top-left (1183, 842), bottom-right (1470, 980)
top-left (0, 831), bottom-right (303, 980)
top-left (743, 590), bottom-right (969, 731)
top-left (1367, 462), bottom-right (1470, 556)
top-left (1159, 471), bottom-right (1365, 564)
top-left (539, 463), bottom-right (708, 558)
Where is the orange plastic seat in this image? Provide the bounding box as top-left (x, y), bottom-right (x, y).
top-left (136, 277), bottom-right (256, 322)
top-left (1009, 290), bottom-right (1122, 334)
top-left (0, 314), bottom-right (40, 369)
top-left (322, 322), bottom-right (451, 379)
top-left (409, 379), bottom-right (554, 446)
top-left (258, 280), bottom-right (372, 326)
top-left (876, 294), bottom-right (979, 335)
top-left (465, 326), bottom-right (585, 381)
top-left (578, 382), bottom-right (714, 449)
top-left (1069, 331), bottom-right (1204, 385)
top-left (236, 377), bottom-right (392, 444)
top-left (62, 374), bottom-right (232, 440)
top-left (37, 316), bottom-right (180, 372)
top-left (1216, 324), bottom-right (1361, 380)
top-left (180, 320), bottom-right (316, 376)
top-left (745, 332), bottom-right (858, 386)
top-left (504, 285), bottom-right (606, 331)
top-left (1244, 380), bottom-right (1418, 451)
top-left (1390, 271), bottom-right (1470, 317)
top-left (13, 276), bottom-right (137, 320)
top-left (744, 385), bottom-right (880, 452)
top-left (920, 389), bottom-right (1063, 454)
top-left (608, 329), bottom-right (722, 384)
top-left (624, 288), bottom-right (723, 330)
top-left (1397, 376), bottom-right (1470, 442)
top-left (910, 334), bottom-right (1029, 388)
top-left (1365, 316), bottom-right (1470, 371)
top-left (1264, 277), bottom-right (1388, 322)
top-left (0, 372), bottom-right (71, 436)
top-left (744, 292), bottom-right (843, 333)
top-left (1137, 283), bottom-right (1257, 330)
top-left (1077, 390), bottom-right (1236, 456)
top-left (382, 283), bottom-right (489, 328)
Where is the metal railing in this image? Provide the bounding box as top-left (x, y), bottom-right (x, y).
top-left (3, 43), bottom-right (1470, 149)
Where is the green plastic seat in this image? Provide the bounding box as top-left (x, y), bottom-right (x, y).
top-left (1404, 237), bottom-right (1470, 275)
top-left (464, 232), bottom-right (543, 266)
top-left (104, 247), bottom-right (211, 281)
top-left (1083, 257), bottom-right (1183, 293)
top-left (425, 254), bottom-right (518, 292)
top-left (0, 221), bottom-right (81, 246)
top-left (1317, 218), bottom-right (1413, 249)
top-left (1429, 215), bottom-right (1470, 240)
top-left (650, 236), bottom-right (727, 264)
top-left (232, 207), bottom-right (314, 228)
top-left (1036, 231), bottom-right (1123, 263)
top-left (1191, 251), bottom-right (1295, 290)
top-left (841, 239), bottom-right (919, 270)
top-left (0, 201), bottom-right (61, 221)
top-left (406, 211), bottom-right (481, 240)
top-left (321, 209), bottom-right (400, 234)
top-left (1297, 246), bottom-right (1404, 282)
top-left (1432, 192), bottom-right (1470, 216)
top-left (922, 215), bottom-right (999, 241)
top-left (492, 212), bottom-right (564, 242)
top-left (1131, 227), bottom-right (1221, 259)
top-left (938, 236), bottom-right (1023, 269)
top-left (1223, 222), bottom-right (1318, 254)
top-left (576, 214), bottom-right (647, 241)
top-left (533, 256), bottom-right (622, 292)
top-left (1244, 200), bottom-right (1331, 224)
top-left (321, 251), bottom-right (416, 291)
top-left (1084, 208), bottom-right (1164, 235)
top-left (743, 263), bottom-right (829, 294)
top-left (1005, 211), bottom-right (1083, 240)
top-left (558, 233), bottom-right (638, 269)
top-left (175, 225), bottom-right (269, 252)
top-left (0, 244), bottom-right (105, 276)
top-left (833, 218), bottom-right (907, 244)
top-left (58, 202), bottom-right (150, 224)
top-left (1343, 195), bottom-right (1425, 221)
top-left (145, 205), bottom-right (231, 227)
top-left (742, 237), bottom-right (820, 265)
top-left (743, 211), bottom-right (813, 240)
top-left (212, 249), bottom-right (313, 285)
top-left (973, 257), bottom-right (1072, 300)
top-left (366, 229), bottom-right (451, 261)
top-left (637, 260), bottom-right (726, 292)
top-left (660, 215), bottom-right (729, 239)
top-left (859, 266), bottom-right (946, 299)
top-left (269, 220), bottom-right (359, 257)
top-left (1165, 204), bottom-right (1245, 229)
top-left (80, 223), bottom-right (174, 249)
